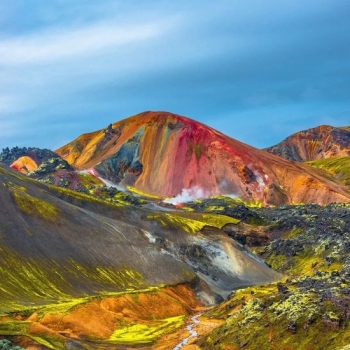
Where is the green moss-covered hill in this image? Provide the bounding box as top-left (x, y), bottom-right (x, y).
top-left (306, 156), bottom-right (350, 189)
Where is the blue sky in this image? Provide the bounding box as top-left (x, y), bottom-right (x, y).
top-left (0, 1), bottom-right (349, 150)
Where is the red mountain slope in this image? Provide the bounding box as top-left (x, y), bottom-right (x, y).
top-left (56, 112), bottom-right (350, 205)
top-left (266, 125), bottom-right (350, 161)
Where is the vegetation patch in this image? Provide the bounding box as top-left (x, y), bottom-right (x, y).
top-left (109, 316), bottom-right (185, 344)
top-left (146, 212), bottom-right (239, 234)
top-left (11, 189), bottom-right (58, 222)
top-left (306, 157), bottom-right (350, 187)
top-left (126, 185), bottom-right (163, 199)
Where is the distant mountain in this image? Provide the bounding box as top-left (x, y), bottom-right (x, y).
top-left (265, 125), bottom-right (350, 162)
top-left (56, 111), bottom-right (350, 205)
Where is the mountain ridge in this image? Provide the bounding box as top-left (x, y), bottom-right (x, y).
top-left (56, 111), bottom-right (350, 206)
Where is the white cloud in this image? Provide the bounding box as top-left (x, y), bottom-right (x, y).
top-left (0, 19), bottom-right (173, 65)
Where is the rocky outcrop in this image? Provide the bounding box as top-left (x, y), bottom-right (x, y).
top-left (0, 146), bottom-right (58, 166)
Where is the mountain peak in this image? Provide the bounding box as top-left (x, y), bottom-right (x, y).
top-left (56, 112), bottom-right (350, 206)
top-left (266, 124), bottom-right (350, 161)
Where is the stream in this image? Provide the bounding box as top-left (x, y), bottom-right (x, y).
top-left (173, 314), bottom-right (201, 350)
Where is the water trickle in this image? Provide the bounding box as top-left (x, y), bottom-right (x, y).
top-left (173, 314), bottom-right (200, 350)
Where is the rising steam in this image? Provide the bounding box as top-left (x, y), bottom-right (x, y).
top-left (163, 186), bottom-right (210, 205)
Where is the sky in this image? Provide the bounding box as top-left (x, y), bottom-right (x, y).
top-left (0, 0), bottom-right (349, 151)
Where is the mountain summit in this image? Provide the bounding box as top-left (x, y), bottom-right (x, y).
top-left (56, 112), bottom-right (350, 205)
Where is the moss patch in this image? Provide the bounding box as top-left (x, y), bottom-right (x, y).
top-left (306, 156), bottom-right (350, 187)
top-left (109, 316), bottom-right (185, 344)
top-left (11, 189), bottom-right (58, 222)
top-left (146, 212), bottom-right (240, 234)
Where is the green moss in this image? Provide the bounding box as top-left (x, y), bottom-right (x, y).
top-left (286, 227), bottom-right (304, 239)
top-left (306, 156), bottom-right (350, 187)
top-left (48, 185), bottom-right (127, 208)
top-left (0, 285), bottom-right (189, 349)
top-left (277, 250), bottom-right (344, 277)
top-left (199, 282), bottom-right (350, 350)
top-left (29, 336), bottom-right (65, 350)
top-left (195, 144), bottom-right (202, 161)
top-left (147, 213), bottom-right (204, 234)
top-left (77, 173), bottom-right (104, 188)
top-left (0, 243), bottom-right (148, 313)
top-left (265, 254), bottom-right (287, 270)
top-left (11, 189), bottom-right (58, 222)
top-left (197, 213), bottom-right (240, 227)
top-left (146, 212), bottom-right (240, 234)
top-left (203, 205), bottom-right (225, 212)
top-left (0, 321), bottom-right (30, 336)
top-left (125, 186), bottom-right (163, 199)
top-left (109, 316), bottom-right (185, 344)
top-left (213, 195), bottom-right (263, 208)
top-left (178, 205), bottom-right (195, 212)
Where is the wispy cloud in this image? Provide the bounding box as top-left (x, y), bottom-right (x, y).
top-left (0, 20), bottom-right (173, 65)
top-left (0, 1), bottom-right (349, 150)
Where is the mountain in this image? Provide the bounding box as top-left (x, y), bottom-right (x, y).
top-left (56, 112), bottom-right (350, 206)
top-left (266, 125), bottom-right (350, 162)
top-left (1, 114), bottom-right (350, 349)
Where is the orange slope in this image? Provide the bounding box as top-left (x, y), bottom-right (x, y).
top-left (10, 156), bottom-right (38, 174)
top-left (56, 112), bottom-right (350, 205)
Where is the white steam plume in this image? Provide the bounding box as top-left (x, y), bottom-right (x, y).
top-left (163, 186), bottom-right (209, 205)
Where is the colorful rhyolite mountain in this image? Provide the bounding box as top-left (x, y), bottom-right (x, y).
top-left (56, 112), bottom-right (350, 205)
top-left (266, 125), bottom-right (350, 161)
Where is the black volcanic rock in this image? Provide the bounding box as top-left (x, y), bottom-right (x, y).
top-left (0, 146), bottom-right (59, 166)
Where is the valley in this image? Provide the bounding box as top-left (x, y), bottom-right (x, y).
top-left (0, 112), bottom-right (349, 349)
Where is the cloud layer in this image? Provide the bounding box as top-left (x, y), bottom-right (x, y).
top-left (1, 1), bottom-right (349, 150)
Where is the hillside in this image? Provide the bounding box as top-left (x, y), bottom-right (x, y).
top-left (195, 202), bottom-right (350, 349)
top-left (0, 164), bottom-right (280, 349)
